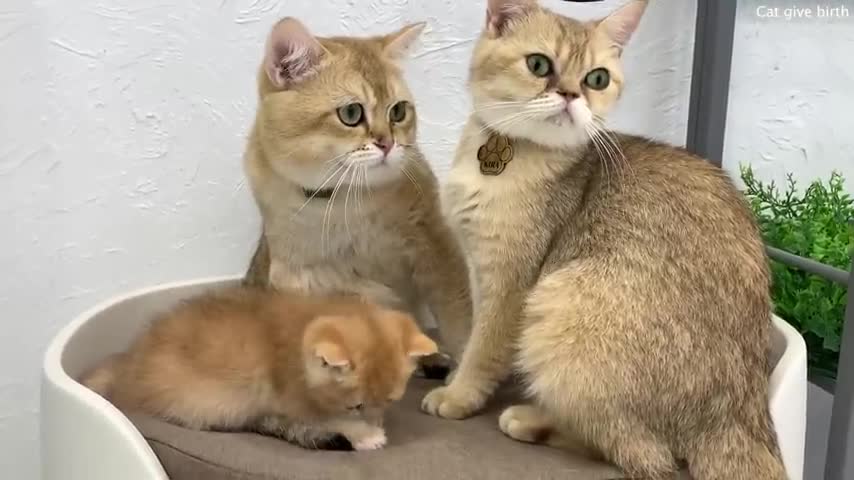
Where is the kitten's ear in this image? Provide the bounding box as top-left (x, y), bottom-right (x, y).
top-left (596, 0), bottom-right (648, 48)
top-left (264, 17), bottom-right (325, 89)
top-left (312, 341), bottom-right (351, 369)
top-left (486, 0), bottom-right (536, 36)
top-left (381, 22), bottom-right (426, 60)
top-left (382, 310), bottom-right (439, 357)
top-left (406, 332), bottom-right (438, 358)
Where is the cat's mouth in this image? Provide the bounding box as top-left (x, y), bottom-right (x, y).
top-left (346, 152), bottom-right (389, 170)
top-left (352, 158), bottom-right (387, 170)
top-left (545, 111), bottom-right (574, 126)
top-left (340, 157), bottom-right (402, 188)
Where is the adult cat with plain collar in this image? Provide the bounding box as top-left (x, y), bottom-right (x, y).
top-left (421, 1), bottom-right (786, 479)
top-left (242, 17), bottom-right (472, 369)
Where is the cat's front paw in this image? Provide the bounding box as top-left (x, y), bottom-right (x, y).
top-left (498, 405), bottom-right (550, 444)
top-left (420, 384), bottom-right (484, 419)
top-left (349, 426), bottom-right (387, 451)
top-left (444, 367), bottom-right (458, 386)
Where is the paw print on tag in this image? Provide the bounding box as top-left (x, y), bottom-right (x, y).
top-left (477, 134), bottom-right (514, 176)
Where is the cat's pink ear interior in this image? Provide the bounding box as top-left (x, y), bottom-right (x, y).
top-left (406, 332), bottom-right (438, 358)
top-left (313, 341), bottom-right (351, 368)
top-left (382, 22), bottom-right (426, 60)
top-left (596, 0), bottom-right (648, 48)
top-left (265, 17), bottom-right (324, 89)
top-left (486, 0), bottom-right (536, 36)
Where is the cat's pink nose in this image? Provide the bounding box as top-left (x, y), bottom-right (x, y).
top-left (374, 137), bottom-right (393, 156)
top-left (557, 90), bottom-right (580, 100)
top-left (558, 90), bottom-right (580, 116)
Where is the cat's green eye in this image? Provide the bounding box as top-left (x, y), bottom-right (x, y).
top-left (389, 101), bottom-right (408, 123)
top-left (526, 54), bottom-right (553, 78)
top-left (584, 68), bottom-right (611, 91)
top-left (337, 103), bottom-right (364, 127)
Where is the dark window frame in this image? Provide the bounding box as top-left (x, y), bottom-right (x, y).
top-left (687, 3), bottom-right (854, 478)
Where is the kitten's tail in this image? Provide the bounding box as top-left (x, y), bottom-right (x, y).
top-left (79, 353), bottom-right (127, 399)
top-left (688, 405), bottom-right (788, 480)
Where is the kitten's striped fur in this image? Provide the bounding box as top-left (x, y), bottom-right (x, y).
top-left (81, 287), bottom-right (437, 451)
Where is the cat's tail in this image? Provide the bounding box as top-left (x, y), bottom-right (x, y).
top-left (79, 353), bottom-right (127, 399)
top-left (687, 406), bottom-right (788, 480)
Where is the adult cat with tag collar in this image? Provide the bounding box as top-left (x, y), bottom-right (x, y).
top-left (421, 1), bottom-right (787, 479)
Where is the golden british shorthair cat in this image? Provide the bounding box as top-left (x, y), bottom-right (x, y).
top-left (242, 17), bottom-right (472, 375)
top-left (423, 0), bottom-right (786, 478)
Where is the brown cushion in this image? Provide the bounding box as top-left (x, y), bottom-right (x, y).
top-left (131, 378), bottom-right (638, 480)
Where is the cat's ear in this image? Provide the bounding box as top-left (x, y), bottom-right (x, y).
top-left (595, 0), bottom-right (648, 48)
top-left (264, 17), bottom-right (325, 89)
top-left (382, 310), bottom-right (439, 357)
top-left (486, 0), bottom-right (537, 36)
top-left (381, 22), bottom-right (426, 60)
top-left (406, 332), bottom-right (438, 358)
top-left (312, 341), bottom-right (351, 369)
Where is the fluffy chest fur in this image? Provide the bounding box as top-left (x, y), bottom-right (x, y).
top-left (445, 123), bottom-right (560, 235)
top-left (442, 121), bottom-right (574, 298)
top-left (258, 179), bottom-right (419, 297)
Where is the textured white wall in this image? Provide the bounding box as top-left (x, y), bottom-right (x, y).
top-left (14, 0), bottom-right (850, 477)
top-left (724, 1), bottom-right (854, 189)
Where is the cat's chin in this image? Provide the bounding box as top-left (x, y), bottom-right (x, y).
top-left (358, 166), bottom-right (404, 188)
top-left (277, 162), bottom-right (402, 193)
top-left (492, 118), bottom-right (590, 150)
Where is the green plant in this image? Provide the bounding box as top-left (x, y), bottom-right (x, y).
top-left (741, 165), bottom-right (854, 380)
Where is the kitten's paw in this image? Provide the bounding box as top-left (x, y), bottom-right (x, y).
top-left (420, 385), bottom-right (484, 419)
top-left (314, 433), bottom-right (354, 451)
top-left (498, 405), bottom-right (551, 444)
top-left (415, 352), bottom-right (455, 380)
top-left (350, 427), bottom-right (387, 451)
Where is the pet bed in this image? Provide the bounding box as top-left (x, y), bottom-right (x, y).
top-left (41, 276), bottom-right (807, 479)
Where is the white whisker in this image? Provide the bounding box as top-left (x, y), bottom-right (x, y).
top-left (470, 101), bottom-right (528, 116)
top-left (321, 164), bottom-right (350, 256)
top-left (355, 164), bottom-right (365, 218)
top-left (586, 125), bottom-right (613, 191)
top-left (474, 109), bottom-right (543, 137)
top-left (400, 162), bottom-right (424, 198)
top-left (324, 151), bottom-right (351, 165)
top-left (591, 118), bottom-right (632, 178)
top-left (291, 161), bottom-right (346, 218)
top-left (343, 163), bottom-right (356, 241)
top-left (585, 117), bottom-right (632, 190)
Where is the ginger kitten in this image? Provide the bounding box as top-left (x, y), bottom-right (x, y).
top-left (81, 288), bottom-right (437, 451)
top-left (242, 18), bottom-right (472, 372)
top-left (422, 1), bottom-right (787, 479)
